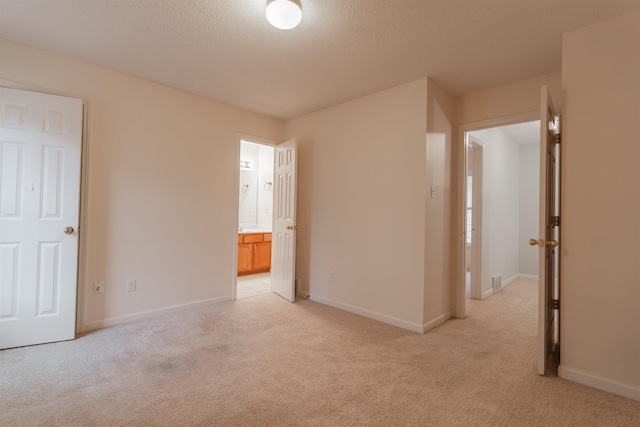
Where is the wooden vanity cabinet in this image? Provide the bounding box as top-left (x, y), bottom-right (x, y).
top-left (238, 233), bottom-right (272, 275)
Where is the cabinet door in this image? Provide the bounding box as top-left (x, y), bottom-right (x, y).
top-left (253, 242), bottom-right (272, 271)
top-left (238, 243), bottom-right (253, 273)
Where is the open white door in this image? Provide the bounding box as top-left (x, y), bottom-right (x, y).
top-left (469, 140), bottom-right (483, 300)
top-left (532, 85), bottom-right (561, 375)
top-left (0, 87), bottom-right (82, 349)
top-left (271, 138), bottom-right (297, 302)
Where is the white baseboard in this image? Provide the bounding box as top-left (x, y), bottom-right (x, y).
top-left (423, 312), bottom-right (452, 333)
top-left (481, 288), bottom-right (494, 300)
top-left (296, 288), bottom-right (310, 298)
top-left (559, 365), bottom-right (640, 402)
top-left (483, 274), bottom-right (538, 300)
top-left (308, 294), bottom-right (424, 334)
top-left (501, 274), bottom-right (519, 288)
top-left (82, 295), bottom-right (231, 332)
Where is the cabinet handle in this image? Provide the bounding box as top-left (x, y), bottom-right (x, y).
top-left (254, 243), bottom-right (257, 253)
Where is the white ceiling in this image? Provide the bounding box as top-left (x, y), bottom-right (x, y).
top-left (1, 0), bottom-right (639, 120)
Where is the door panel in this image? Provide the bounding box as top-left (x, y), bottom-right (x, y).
top-left (237, 243), bottom-right (252, 273)
top-left (271, 139), bottom-right (297, 302)
top-left (0, 87), bottom-right (82, 349)
top-left (537, 85), bottom-right (560, 375)
top-left (253, 242), bottom-right (271, 271)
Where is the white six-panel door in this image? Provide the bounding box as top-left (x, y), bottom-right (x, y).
top-left (0, 87), bottom-right (82, 349)
top-left (270, 139), bottom-right (297, 302)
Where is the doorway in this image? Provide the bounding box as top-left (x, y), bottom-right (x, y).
top-left (456, 112), bottom-right (541, 318)
top-left (236, 139), bottom-right (275, 299)
top-left (233, 136), bottom-right (299, 302)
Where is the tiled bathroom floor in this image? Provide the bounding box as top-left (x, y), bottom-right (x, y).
top-left (237, 272), bottom-right (272, 299)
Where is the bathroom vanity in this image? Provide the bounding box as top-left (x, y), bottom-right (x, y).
top-left (237, 231), bottom-right (272, 275)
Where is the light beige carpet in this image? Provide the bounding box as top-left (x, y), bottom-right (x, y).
top-left (1, 279), bottom-right (639, 426)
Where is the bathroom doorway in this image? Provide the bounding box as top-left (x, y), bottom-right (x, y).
top-left (463, 120), bottom-right (540, 302)
top-left (236, 139), bottom-right (275, 299)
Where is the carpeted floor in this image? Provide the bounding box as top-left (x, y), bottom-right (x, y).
top-left (1, 278), bottom-right (639, 426)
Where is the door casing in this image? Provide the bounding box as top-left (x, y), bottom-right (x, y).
top-left (232, 134), bottom-right (278, 300)
top-left (466, 137), bottom-right (483, 301)
top-left (455, 111), bottom-right (539, 319)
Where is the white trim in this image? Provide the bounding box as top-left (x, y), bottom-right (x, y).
top-left (83, 296), bottom-right (231, 331)
top-left (296, 287), bottom-right (310, 298)
top-left (455, 111), bottom-right (540, 319)
top-left (309, 295), bottom-right (424, 334)
top-left (500, 274), bottom-right (519, 289)
top-left (232, 134), bottom-right (279, 301)
top-left (559, 366), bottom-right (640, 402)
top-left (477, 275), bottom-right (538, 301)
top-left (481, 288), bottom-right (494, 300)
top-left (76, 102), bottom-right (91, 333)
top-left (0, 79), bottom-right (67, 97)
top-left (423, 312), bottom-right (452, 333)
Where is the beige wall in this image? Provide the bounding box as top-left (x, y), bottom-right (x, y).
top-left (284, 77), bottom-right (456, 332)
top-left (455, 72), bottom-right (562, 126)
top-left (559, 11), bottom-right (640, 400)
top-left (285, 79), bottom-right (429, 331)
top-left (0, 39), bottom-right (284, 329)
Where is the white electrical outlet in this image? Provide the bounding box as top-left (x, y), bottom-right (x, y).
top-left (126, 279), bottom-right (136, 292)
top-left (94, 281), bottom-right (104, 294)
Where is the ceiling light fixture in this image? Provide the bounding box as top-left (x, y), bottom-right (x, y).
top-left (266, 0), bottom-right (302, 30)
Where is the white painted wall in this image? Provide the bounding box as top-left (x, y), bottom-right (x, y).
top-left (518, 143), bottom-right (539, 276)
top-left (0, 39), bottom-right (284, 329)
top-left (559, 11), bottom-right (640, 400)
top-left (239, 142), bottom-right (259, 228)
top-left (239, 141), bottom-right (274, 230)
top-left (257, 144), bottom-right (275, 228)
top-left (468, 128), bottom-right (520, 297)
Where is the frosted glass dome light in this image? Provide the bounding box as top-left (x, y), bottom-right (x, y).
top-left (266, 0), bottom-right (302, 30)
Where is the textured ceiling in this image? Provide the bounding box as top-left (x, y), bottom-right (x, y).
top-left (1, 0), bottom-right (639, 120)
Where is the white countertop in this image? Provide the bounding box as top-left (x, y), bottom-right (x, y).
top-left (239, 229), bottom-right (272, 234)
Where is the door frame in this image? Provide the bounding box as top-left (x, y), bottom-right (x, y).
top-left (466, 137), bottom-right (483, 301)
top-left (455, 111), bottom-right (539, 319)
top-left (0, 79), bottom-right (89, 334)
top-left (232, 134), bottom-right (278, 300)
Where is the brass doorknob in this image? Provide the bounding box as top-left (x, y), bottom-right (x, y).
top-left (529, 238), bottom-right (558, 248)
top-left (286, 225), bottom-right (297, 230)
top-left (529, 238), bottom-right (543, 247)
top-left (64, 226), bottom-right (74, 235)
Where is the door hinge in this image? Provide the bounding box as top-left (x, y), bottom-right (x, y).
top-left (555, 133), bottom-right (561, 144)
top-left (552, 299), bottom-right (559, 310)
top-left (551, 216), bottom-right (560, 227)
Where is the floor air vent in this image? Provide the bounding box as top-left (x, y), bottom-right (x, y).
top-left (492, 274), bottom-right (503, 293)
